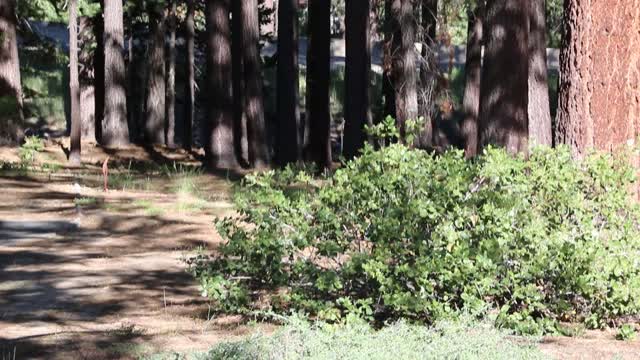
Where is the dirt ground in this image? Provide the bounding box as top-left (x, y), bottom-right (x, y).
top-left (1, 142), bottom-right (640, 359)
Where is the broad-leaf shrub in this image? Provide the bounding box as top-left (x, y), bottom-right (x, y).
top-left (188, 145), bottom-right (640, 334)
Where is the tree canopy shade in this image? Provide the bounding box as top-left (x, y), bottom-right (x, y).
top-left (0, 0), bottom-right (24, 144)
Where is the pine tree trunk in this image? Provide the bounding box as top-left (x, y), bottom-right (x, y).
top-left (478, 0), bottom-right (528, 155)
top-left (184, 0), bottom-right (195, 151)
top-left (0, 0), bottom-right (24, 143)
top-left (276, 0), bottom-right (301, 166)
top-left (79, 17), bottom-right (96, 143)
top-left (165, 0), bottom-right (177, 148)
top-left (205, 0), bottom-right (237, 169)
top-left (93, 11), bottom-right (105, 143)
top-left (306, 0), bottom-right (332, 169)
top-left (528, 0), bottom-right (552, 147)
top-left (390, 0), bottom-right (418, 140)
top-left (145, 1), bottom-right (166, 145)
top-left (417, 0), bottom-right (437, 148)
top-left (242, 0), bottom-right (270, 168)
top-left (231, 0), bottom-right (248, 165)
top-left (461, 2), bottom-right (483, 158)
top-left (382, 0), bottom-right (396, 121)
top-left (102, 0), bottom-right (129, 147)
top-left (69, 0), bottom-right (82, 165)
top-left (343, 0), bottom-right (372, 159)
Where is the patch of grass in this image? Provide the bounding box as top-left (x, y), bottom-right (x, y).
top-left (616, 324), bottom-right (637, 341)
top-left (132, 199), bottom-right (165, 217)
top-left (74, 197), bottom-right (98, 206)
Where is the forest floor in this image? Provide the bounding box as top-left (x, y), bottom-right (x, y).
top-left (1, 141), bottom-right (640, 359)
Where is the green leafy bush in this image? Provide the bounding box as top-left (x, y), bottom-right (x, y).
top-left (18, 136), bottom-right (45, 166)
top-left (188, 144), bottom-right (640, 334)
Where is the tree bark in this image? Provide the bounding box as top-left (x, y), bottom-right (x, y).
top-left (0, 0), bottom-right (24, 143)
top-left (145, 0), bottom-right (166, 145)
top-left (79, 17), bottom-right (96, 143)
top-left (102, 0), bottom-right (129, 147)
top-left (461, 2), bottom-right (483, 158)
top-left (417, 0), bottom-right (437, 148)
top-left (382, 0), bottom-right (396, 121)
top-left (93, 11), bottom-right (105, 143)
top-left (276, 0), bottom-right (301, 166)
top-left (306, 0), bottom-right (332, 169)
top-left (184, 0), bottom-right (195, 151)
top-left (390, 0), bottom-right (418, 139)
top-left (231, 0), bottom-right (248, 165)
top-left (242, 0), bottom-right (270, 168)
top-left (205, 0), bottom-right (237, 169)
top-left (528, 0), bottom-right (552, 147)
top-left (343, 0), bottom-right (372, 159)
top-left (555, 0), bottom-right (640, 157)
top-left (478, 0), bottom-right (529, 155)
top-left (69, 0), bottom-right (82, 165)
top-left (165, 0), bottom-right (177, 148)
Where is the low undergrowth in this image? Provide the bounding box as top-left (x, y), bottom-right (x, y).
top-left (188, 143), bottom-right (640, 335)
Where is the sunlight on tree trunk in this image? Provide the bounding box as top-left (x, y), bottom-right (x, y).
top-left (0, 0), bottom-right (24, 144)
top-left (528, 0), bottom-right (552, 147)
top-left (145, 0), bottom-right (166, 145)
top-left (461, 2), bottom-right (483, 158)
top-left (69, 0), bottom-right (82, 166)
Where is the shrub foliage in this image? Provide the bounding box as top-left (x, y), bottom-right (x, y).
top-left (188, 144), bottom-right (640, 334)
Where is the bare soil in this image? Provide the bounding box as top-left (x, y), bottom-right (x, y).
top-left (1, 142), bottom-right (639, 359)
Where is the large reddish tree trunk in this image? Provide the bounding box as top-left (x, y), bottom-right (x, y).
top-left (555, 0), bottom-right (640, 157)
top-left (69, 0), bottom-right (82, 165)
top-left (0, 0), bottom-right (24, 143)
top-left (343, 0), bottom-right (372, 159)
top-left (231, 0), bottom-right (248, 165)
top-left (527, 0), bottom-right (552, 147)
top-left (461, 2), bottom-right (483, 158)
top-left (183, 0), bottom-right (195, 151)
top-left (102, 0), bottom-right (129, 147)
top-left (205, 0), bottom-right (237, 169)
top-left (144, 1), bottom-right (166, 145)
top-left (478, 0), bottom-right (529, 155)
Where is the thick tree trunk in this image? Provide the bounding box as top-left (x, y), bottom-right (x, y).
top-left (390, 0), bottom-right (418, 140)
top-left (528, 0), bottom-right (552, 147)
top-left (276, 0), bottom-right (301, 166)
top-left (242, 0), bottom-right (270, 168)
top-left (343, 0), bottom-right (372, 159)
top-left (382, 0), bottom-right (396, 121)
top-left (102, 0), bottom-right (129, 147)
top-left (184, 0), bottom-right (195, 151)
top-left (461, 2), bottom-right (483, 158)
top-left (93, 11), bottom-right (105, 143)
top-left (165, 0), bottom-right (177, 148)
top-left (79, 17), bottom-right (96, 143)
top-left (69, 0), bottom-right (82, 165)
top-left (231, 0), bottom-right (248, 165)
top-left (205, 0), bottom-right (237, 169)
top-left (145, 1), bottom-right (166, 145)
top-left (306, 0), bottom-right (332, 169)
top-left (417, 0), bottom-right (437, 148)
top-left (556, 0), bottom-right (640, 157)
top-left (0, 0), bottom-right (24, 143)
top-left (478, 0), bottom-right (529, 155)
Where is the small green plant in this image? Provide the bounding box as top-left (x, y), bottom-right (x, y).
top-left (74, 197), bottom-right (98, 206)
top-left (132, 199), bottom-right (165, 216)
top-left (18, 136), bottom-right (45, 166)
top-left (616, 324), bottom-right (637, 341)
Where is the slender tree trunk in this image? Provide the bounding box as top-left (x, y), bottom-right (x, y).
top-left (417, 0), bottom-right (437, 147)
top-left (461, 2), bottom-right (483, 158)
top-left (165, 0), bottom-right (177, 148)
top-left (343, 0), bottom-right (372, 159)
top-left (242, 0), bottom-right (270, 168)
top-left (184, 0), bottom-right (195, 151)
top-left (306, 0), bottom-right (332, 169)
top-left (93, 10), bottom-right (105, 143)
top-left (0, 0), bottom-right (24, 143)
top-left (69, 0), bottom-right (82, 165)
top-left (205, 0), bottom-right (237, 169)
top-left (145, 1), bottom-right (166, 145)
top-left (478, 0), bottom-right (528, 155)
top-left (231, 0), bottom-right (248, 165)
top-left (102, 0), bottom-right (129, 147)
top-left (382, 0), bottom-right (396, 121)
top-left (276, 0), bottom-right (301, 165)
top-left (528, 0), bottom-right (552, 147)
top-left (79, 17), bottom-right (96, 143)
top-left (390, 0), bottom-right (418, 139)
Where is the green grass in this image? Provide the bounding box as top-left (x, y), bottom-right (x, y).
top-left (132, 199), bottom-right (165, 217)
top-left (74, 197), bottom-right (98, 206)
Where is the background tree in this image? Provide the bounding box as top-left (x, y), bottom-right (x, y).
top-left (0, 0), bottom-right (24, 143)
top-left (232, 0), bottom-right (247, 165)
top-left (528, 0), bottom-right (552, 146)
top-left (306, 0), bottom-right (332, 169)
top-left (165, 0), bottom-right (177, 148)
top-left (144, 0), bottom-right (166, 145)
top-left (478, 0), bottom-right (529, 155)
top-left (461, 1), bottom-right (483, 158)
top-left (417, 0), bottom-right (437, 147)
top-left (102, 0), bottom-right (129, 147)
top-left (93, 9), bottom-right (105, 143)
top-left (183, 0), bottom-right (195, 151)
top-left (343, 0), bottom-right (372, 159)
top-left (69, 0), bottom-right (82, 165)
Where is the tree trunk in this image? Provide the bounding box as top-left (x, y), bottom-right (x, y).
top-left (184, 0), bottom-right (195, 151)
top-left (276, 0), bottom-right (301, 166)
top-left (528, 0), bottom-right (552, 147)
top-left (390, 0), bottom-right (418, 139)
top-left (205, 0), bottom-right (237, 169)
top-left (93, 11), bottom-right (105, 143)
top-left (69, 0), bottom-right (82, 165)
top-left (306, 0), bottom-right (332, 169)
top-left (0, 0), bottom-right (24, 143)
top-left (145, 1), bottom-right (166, 145)
top-left (231, 0), bottom-right (248, 165)
top-left (165, 0), bottom-right (177, 148)
top-left (478, 0), bottom-right (528, 155)
top-left (382, 0), bottom-right (396, 121)
top-left (343, 0), bottom-right (372, 159)
top-left (555, 0), bottom-right (640, 157)
top-left (102, 0), bottom-right (129, 147)
top-left (79, 16), bottom-right (96, 143)
top-left (417, 0), bottom-right (437, 148)
top-left (242, 0), bottom-right (270, 168)
top-left (461, 2), bottom-right (483, 158)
